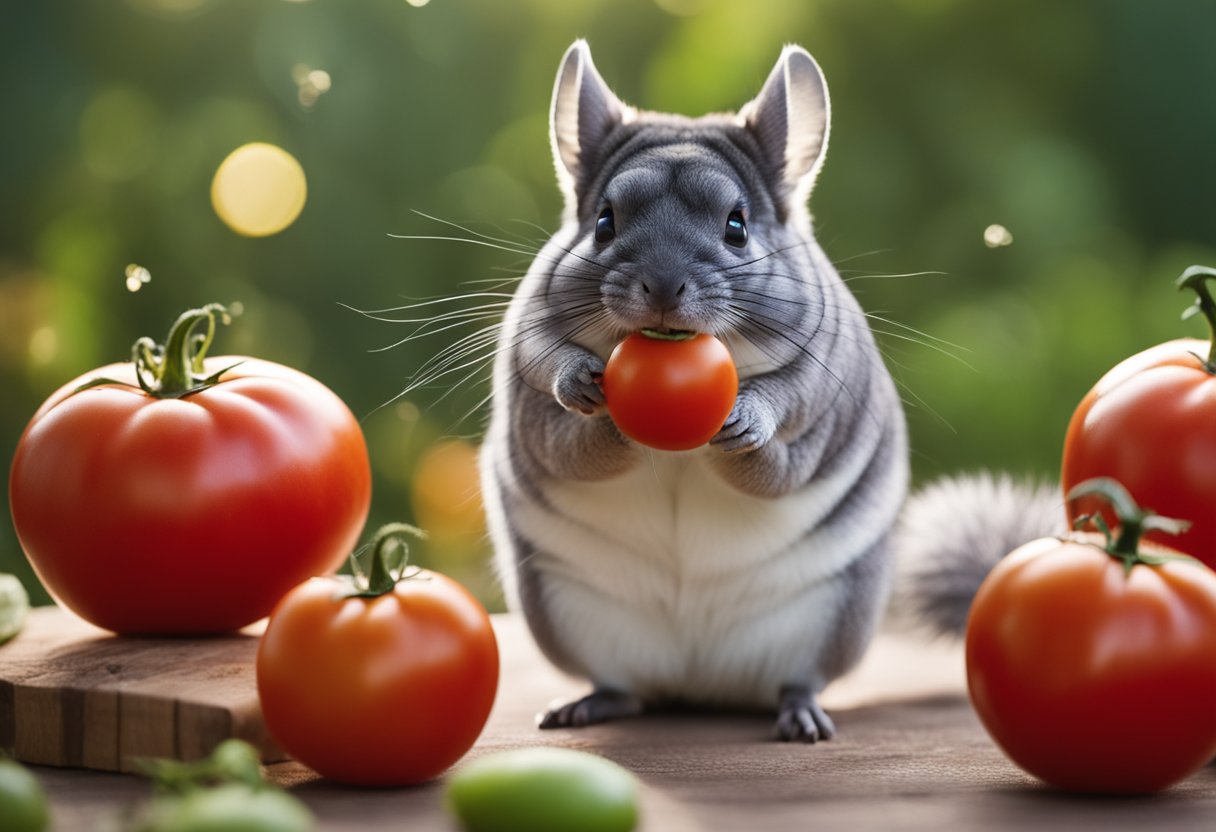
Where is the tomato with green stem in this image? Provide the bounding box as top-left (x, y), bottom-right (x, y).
top-left (256, 525), bottom-right (499, 786)
top-left (1062, 265), bottom-right (1216, 568)
top-left (602, 330), bottom-right (738, 452)
top-left (966, 478), bottom-right (1216, 794)
top-left (8, 304), bottom-right (371, 634)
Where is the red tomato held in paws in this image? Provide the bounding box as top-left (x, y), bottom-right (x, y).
top-left (602, 330), bottom-right (738, 452)
top-left (256, 525), bottom-right (499, 786)
top-left (1062, 265), bottom-right (1216, 568)
top-left (8, 304), bottom-right (371, 634)
top-left (966, 478), bottom-right (1216, 794)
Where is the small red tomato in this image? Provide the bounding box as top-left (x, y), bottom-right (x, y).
top-left (9, 304), bottom-right (371, 634)
top-left (256, 525), bottom-right (499, 786)
top-left (602, 331), bottom-right (738, 452)
top-left (966, 478), bottom-right (1216, 794)
top-left (1062, 265), bottom-right (1216, 568)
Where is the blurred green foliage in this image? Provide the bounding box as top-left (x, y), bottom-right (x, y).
top-left (1, 0), bottom-right (1213, 609)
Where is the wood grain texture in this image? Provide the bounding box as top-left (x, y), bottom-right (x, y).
top-left (0, 607), bottom-right (281, 772)
top-left (15, 608), bottom-right (1216, 831)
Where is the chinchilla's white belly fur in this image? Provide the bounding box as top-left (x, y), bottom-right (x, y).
top-left (491, 441), bottom-right (901, 707)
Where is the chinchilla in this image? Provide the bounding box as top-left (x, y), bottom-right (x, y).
top-left (478, 40), bottom-right (1062, 741)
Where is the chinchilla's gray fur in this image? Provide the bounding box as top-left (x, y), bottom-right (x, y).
top-left (478, 40), bottom-right (1057, 742)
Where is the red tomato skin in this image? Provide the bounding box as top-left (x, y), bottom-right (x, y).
top-left (602, 333), bottom-right (738, 452)
top-left (9, 357), bottom-right (371, 634)
top-left (256, 572), bottom-right (499, 786)
top-left (1062, 338), bottom-right (1216, 568)
top-left (965, 535), bottom-right (1216, 794)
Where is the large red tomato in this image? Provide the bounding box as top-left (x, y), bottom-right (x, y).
top-left (966, 478), bottom-right (1216, 794)
top-left (8, 304), bottom-right (371, 634)
top-left (1062, 265), bottom-right (1216, 567)
top-left (602, 331), bottom-right (738, 452)
top-left (257, 525), bottom-right (499, 786)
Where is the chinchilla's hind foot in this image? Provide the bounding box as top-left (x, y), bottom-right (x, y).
top-left (537, 688), bottom-right (644, 729)
top-left (774, 684), bottom-right (836, 743)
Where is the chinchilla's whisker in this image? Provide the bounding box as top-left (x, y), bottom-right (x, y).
top-left (894, 376), bottom-right (957, 433)
top-left (460, 275), bottom-right (526, 290)
top-left (509, 311), bottom-right (612, 395)
top-left (358, 302), bottom-right (511, 326)
top-left (731, 312), bottom-right (863, 419)
top-left (841, 270), bottom-right (947, 284)
top-left (342, 294), bottom-right (514, 316)
top-left (504, 217), bottom-right (558, 242)
top-left (866, 328), bottom-right (974, 370)
top-left (727, 279), bottom-right (968, 370)
top-left (389, 232), bottom-right (610, 282)
top-left (370, 312), bottom-right (506, 354)
top-left (711, 241), bottom-right (814, 275)
top-left (491, 218), bottom-right (556, 249)
top-left (418, 300), bottom-right (608, 391)
top-left (727, 301), bottom-right (888, 430)
top-left (864, 312), bottom-right (970, 353)
top-left (412, 298), bottom-right (603, 379)
top-left (542, 240), bottom-right (637, 282)
top-left (809, 320), bottom-right (958, 433)
top-left (387, 232), bottom-right (542, 258)
top-left (410, 209), bottom-right (544, 253)
top-left (408, 299), bottom-right (604, 384)
top-left (829, 247), bottom-right (894, 267)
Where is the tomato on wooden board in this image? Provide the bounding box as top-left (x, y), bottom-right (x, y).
top-left (1062, 265), bottom-right (1216, 568)
top-left (966, 478), bottom-right (1216, 794)
top-left (602, 330), bottom-right (738, 452)
top-left (8, 304), bottom-right (371, 635)
top-left (256, 525), bottom-right (499, 786)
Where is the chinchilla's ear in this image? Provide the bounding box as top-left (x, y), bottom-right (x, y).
top-left (738, 45), bottom-right (831, 206)
top-left (550, 40), bottom-right (630, 207)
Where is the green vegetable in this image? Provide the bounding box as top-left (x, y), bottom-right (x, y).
top-left (446, 747), bottom-right (639, 832)
top-left (0, 574), bottom-right (30, 645)
top-left (138, 783), bottom-right (312, 832)
top-left (0, 757), bottom-right (49, 832)
top-left (132, 740), bottom-right (312, 832)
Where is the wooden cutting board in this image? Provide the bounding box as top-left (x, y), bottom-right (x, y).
top-left (0, 603), bottom-right (968, 780)
top-left (0, 606), bottom-right (282, 773)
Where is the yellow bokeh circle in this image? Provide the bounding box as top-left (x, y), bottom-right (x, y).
top-left (211, 143), bottom-right (307, 237)
top-left (411, 439), bottom-right (486, 549)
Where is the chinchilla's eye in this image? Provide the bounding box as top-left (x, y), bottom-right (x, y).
top-left (595, 206), bottom-right (615, 243)
top-left (724, 210), bottom-right (748, 248)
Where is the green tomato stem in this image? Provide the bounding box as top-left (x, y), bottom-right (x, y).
top-left (1066, 478), bottom-right (1192, 574)
top-left (342, 523), bottom-right (428, 599)
top-left (639, 328), bottom-right (697, 341)
top-left (1176, 265), bottom-right (1216, 373)
top-left (150, 304), bottom-right (232, 396)
top-left (76, 303), bottom-right (241, 400)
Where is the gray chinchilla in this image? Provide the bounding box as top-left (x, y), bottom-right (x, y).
top-left (478, 40), bottom-right (1061, 741)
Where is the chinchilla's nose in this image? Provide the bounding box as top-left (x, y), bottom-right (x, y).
top-left (640, 276), bottom-right (687, 312)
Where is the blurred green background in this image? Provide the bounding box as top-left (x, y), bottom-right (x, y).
top-left (2, 0), bottom-right (1214, 610)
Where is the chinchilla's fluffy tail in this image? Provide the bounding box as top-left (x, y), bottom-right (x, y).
top-left (886, 472), bottom-right (1067, 638)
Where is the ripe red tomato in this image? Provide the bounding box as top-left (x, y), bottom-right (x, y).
top-left (8, 305), bottom-right (371, 634)
top-left (602, 331), bottom-right (738, 451)
top-left (966, 479), bottom-right (1216, 794)
top-left (1062, 266), bottom-right (1216, 567)
top-left (256, 526), bottom-right (499, 786)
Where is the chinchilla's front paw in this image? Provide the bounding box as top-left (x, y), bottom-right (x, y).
top-left (711, 388), bottom-right (777, 454)
top-left (553, 352), bottom-right (606, 416)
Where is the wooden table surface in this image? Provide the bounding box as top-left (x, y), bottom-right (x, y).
top-left (27, 614), bottom-right (1216, 832)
